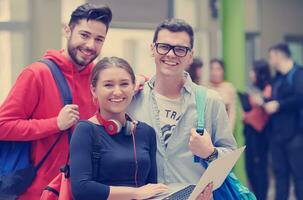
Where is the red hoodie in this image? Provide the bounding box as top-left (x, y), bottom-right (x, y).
top-left (0, 49), bottom-right (96, 199)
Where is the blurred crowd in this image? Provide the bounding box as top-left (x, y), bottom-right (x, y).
top-left (187, 43), bottom-right (303, 200)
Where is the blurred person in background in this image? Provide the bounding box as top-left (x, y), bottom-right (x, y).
top-left (265, 43), bottom-right (303, 200)
top-left (207, 59), bottom-right (237, 132)
top-left (242, 59), bottom-right (271, 200)
top-left (186, 57), bottom-right (203, 84)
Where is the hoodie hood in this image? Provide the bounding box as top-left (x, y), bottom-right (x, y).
top-left (43, 49), bottom-right (94, 76)
top-left (42, 49), bottom-right (96, 118)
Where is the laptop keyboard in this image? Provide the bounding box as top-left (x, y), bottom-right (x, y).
top-left (161, 185), bottom-right (196, 200)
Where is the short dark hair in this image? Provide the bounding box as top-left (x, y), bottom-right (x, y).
top-left (252, 59), bottom-right (272, 90)
top-left (153, 18), bottom-right (194, 49)
top-left (91, 57), bottom-right (136, 88)
top-left (210, 58), bottom-right (225, 71)
top-left (269, 43), bottom-right (291, 58)
top-left (69, 3), bottom-right (112, 31)
top-left (187, 58), bottom-right (203, 84)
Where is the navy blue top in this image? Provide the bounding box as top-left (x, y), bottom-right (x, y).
top-left (270, 66), bottom-right (303, 142)
top-left (70, 120), bottom-right (157, 200)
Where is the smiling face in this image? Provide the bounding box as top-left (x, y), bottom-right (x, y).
top-left (151, 29), bottom-right (193, 78)
top-left (91, 66), bottom-right (135, 119)
top-left (65, 19), bottom-right (107, 71)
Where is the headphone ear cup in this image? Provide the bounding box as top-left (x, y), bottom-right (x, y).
top-left (124, 121), bottom-right (133, 136)
top-left (105, 120), bottom-right (122, 135)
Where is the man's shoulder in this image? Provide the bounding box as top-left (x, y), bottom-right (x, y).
top-left (206, 88), bottom-right (223, 100)
top-left (295, 66), bottom-right (303, 75)
top-left (194, 84), bottom-right (223, 102)
top-left (12, 61), bottom-right (51, 84)
top-left (203, 89), bottom-right (225, 113)
top-left (25, 60), bottom-right (51, 75)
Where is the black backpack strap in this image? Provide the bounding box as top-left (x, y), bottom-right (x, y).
top-left (91, 124), bottom-right (102, 181)
top-left (40, 59), bottom-right (73, 106)
top-left (35, 59), bottom-right (73, 171)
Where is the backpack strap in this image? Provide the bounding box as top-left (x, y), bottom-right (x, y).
top-left (194, 85), bottom-right (207, 133)
top-left (41, 59), bottom-right (73, 106)
top-left (35, 59), bottom-right (73, 171)
top-left (192, 84), bottom-right (207, 162)
top-left (91, 124), bottom-right (102, 181)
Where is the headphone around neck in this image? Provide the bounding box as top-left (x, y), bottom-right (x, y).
top-left (95, 112), bottom-right (137, 136)
top-left (95, 112), bottom-right (139, 186)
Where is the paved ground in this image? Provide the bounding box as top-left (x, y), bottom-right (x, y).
top-left (267, 176), bottom-right (296, 200)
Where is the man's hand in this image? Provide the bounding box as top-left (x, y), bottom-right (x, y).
top-left (189, 128), bottom-right (215, 159)
top-left (264, 100), bottom-right (279, 114)
top-left (134, 75), bottom-right (148, 93)
top-left (57, 104), bottom-right (80, 130)
top-left (195, 183), bottom-right (213, 200)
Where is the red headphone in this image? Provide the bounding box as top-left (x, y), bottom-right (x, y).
top-left (95, 112), bottom-right (122, 135)
top-left (95, 112), bottom-right (137, 136)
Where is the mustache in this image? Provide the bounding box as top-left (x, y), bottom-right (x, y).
top-left (80, 47), bottom-right (96, 55)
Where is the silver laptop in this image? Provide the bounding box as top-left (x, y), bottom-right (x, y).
top-left (150, 146), bottom-right (245, 200)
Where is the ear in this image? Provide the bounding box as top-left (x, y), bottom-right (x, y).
top-left (188, 49), bottom-right (194, 65)
top-left (90, 84), bottom-right (97, 98)
top-left (63, 24), bottom-right (71, 39)
top-left (150, 43), bottom-right (155, 57)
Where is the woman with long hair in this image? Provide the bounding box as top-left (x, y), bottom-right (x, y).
top-left (242, 59), bottom-right (272, 200)
top-left (70, 57), bottom-right (168, 200)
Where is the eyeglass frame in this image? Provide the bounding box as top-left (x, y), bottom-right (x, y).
top-left (154, 42), bottom-right (192, 57)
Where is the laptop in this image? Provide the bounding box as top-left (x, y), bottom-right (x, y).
top-left (150, 146), bottom-right (246, 200)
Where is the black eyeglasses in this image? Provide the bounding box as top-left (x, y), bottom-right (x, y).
top-left (154, 43), bottom-right (191, 57)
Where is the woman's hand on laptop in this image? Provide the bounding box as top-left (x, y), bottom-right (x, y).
top-left (189, 128), bottom-right (215, 159)
top-left (134, 183), bottom-right (168, 199)
top-left (195, 183), bottom-right (213, 200)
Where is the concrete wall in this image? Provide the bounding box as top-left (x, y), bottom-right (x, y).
top-left (259, 0), bottom-right (303, 57)
top-left (30, 0), bottom-right (61, 61)
top-left (245, 0), bottom-right (260, 33)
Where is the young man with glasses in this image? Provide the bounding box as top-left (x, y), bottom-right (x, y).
top-left (128, 19), bottom-right (237, 199)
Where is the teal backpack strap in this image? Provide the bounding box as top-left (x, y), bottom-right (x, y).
top-left (193, 84), bottom-right (207, 162)
top-left (194, 85), bottom-right (207, 133)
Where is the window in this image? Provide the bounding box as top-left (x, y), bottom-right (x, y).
top-left (102, 28), bottom-right (155, 76)
top-left (0, 32), bottom-right (12, 102)
top-left (0, 0), bottom-right (10, 21)
top-left (0, 0), bottom-right (30, 103)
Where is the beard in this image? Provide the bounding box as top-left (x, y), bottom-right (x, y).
top-left (67, 42), bottom-right (98, 68)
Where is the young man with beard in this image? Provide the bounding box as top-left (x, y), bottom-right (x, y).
top-left (0, 3), bottom-right (112, 199)
top-left (128, 19), bottom-right (237, 199)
